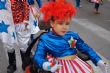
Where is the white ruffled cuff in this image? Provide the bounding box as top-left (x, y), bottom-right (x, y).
top-left (43, 62), bottom-right (51, 71)
top-left (97, 60), bottom-right (107, 73)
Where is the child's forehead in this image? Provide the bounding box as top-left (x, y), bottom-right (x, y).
top-left (55, 18), bottom-right (71, 23)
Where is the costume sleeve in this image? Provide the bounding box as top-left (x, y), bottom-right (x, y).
top-left (34, 40), bottom-right (47, 68)
top-left (75, 33), bottom-right (102, 66)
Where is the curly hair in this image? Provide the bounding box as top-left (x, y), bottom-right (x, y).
top-left (40, 0), bottom-right (76, 23)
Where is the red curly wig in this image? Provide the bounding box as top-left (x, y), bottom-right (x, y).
top-left (40, 0), bottom-right (76, 23)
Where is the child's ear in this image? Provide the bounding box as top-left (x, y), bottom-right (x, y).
top-left (50, 20), bottom-right (54, 28)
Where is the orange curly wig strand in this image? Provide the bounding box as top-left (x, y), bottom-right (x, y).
top-left (40, 0), bottom-right (76, 23)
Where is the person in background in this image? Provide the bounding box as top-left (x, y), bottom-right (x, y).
top-left (0, 0), bottom-right (39, 73)
top-left (34, 0), bottom-right (107, 73)
top-left (75, 0), bottom-right (81, 8)
top-left (91, 0), bottom-right (103, 14)
top-left (28, 0), bottom-right (43, 42)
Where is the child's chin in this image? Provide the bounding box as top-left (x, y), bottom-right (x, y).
top-left (59, 33), bottom-right (66, 36)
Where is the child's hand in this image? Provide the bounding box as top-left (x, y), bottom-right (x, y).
top-left (97, 60), bottom-right (107, 73)
top-left (43, 62), bottom-right (62, 72)
top-left (43, 62), bottom-right (51, 71)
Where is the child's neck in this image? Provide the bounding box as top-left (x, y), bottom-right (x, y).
top-left (52, 29), bottom-right (60, 36)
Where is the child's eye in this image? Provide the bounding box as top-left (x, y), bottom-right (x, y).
top-left (58, 22), bottom-right (63, 25)
top-left (66, 22), bottom-right (70, 25)
top-left (59, 23), bottom-right (63, 25)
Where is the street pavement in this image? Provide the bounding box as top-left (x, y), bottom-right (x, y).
top-left (69, 18), bottom-right (110, 73)
top-left (0, 0), bottom-right (110, 73)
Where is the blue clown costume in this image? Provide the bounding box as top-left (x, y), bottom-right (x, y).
top-left (0, 0), bottom-right (39, 72)
top-left (32, 0), bottom-right (106, 73)
top-left (34, 31), bottom-right (102, 73)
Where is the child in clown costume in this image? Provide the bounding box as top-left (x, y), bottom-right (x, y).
top-left (34, 0), bottom-right (107, 73)
top-left (0, 0), bottom-right (39, 73)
